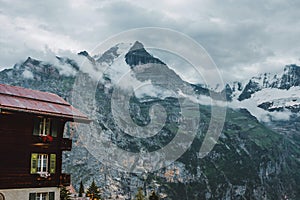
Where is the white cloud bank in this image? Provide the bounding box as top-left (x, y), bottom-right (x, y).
top-left (1, 0), bottom-right (300, 84)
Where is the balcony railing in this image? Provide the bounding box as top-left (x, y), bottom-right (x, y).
top-left (60, 138), bottom-right (72, 151)
top-left (60, 173), bottom-right (71, 186)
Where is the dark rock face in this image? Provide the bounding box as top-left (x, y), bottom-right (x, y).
top-left (238, 80), bottom-right (261, 101)
top-left (125, 41), bottom-right (165, 67)
top-left (78, 51), bottom-right (96, 64)
top-left (190, 84), bottom-right (210, 96)
top-left (279, 64), bottom-right (300, 89)
top-left (258, 102), bottom-right (275, 111)
top-left (56, 56), bottom-right (80, 71)
top-left (222, 84), bottom-right (233, 101)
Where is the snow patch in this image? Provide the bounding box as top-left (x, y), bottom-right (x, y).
top-left (230, 100), bottom-right (286, 122)
top-left (116, 42), bottom-right (133, 55)
top-left (252, 87), bottom-right (300, 105)
top-left (22, 69), bottom-right (34, 79)
top-left (229, 83), bottom-right (300, 122)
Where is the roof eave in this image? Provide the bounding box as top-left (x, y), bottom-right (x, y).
top-left (0, 106), bottom-right (91, 124)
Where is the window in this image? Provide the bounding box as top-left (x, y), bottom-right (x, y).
top-left (36, 193), bottom-right (46, 200)
top-left (37, 154), bottom-right (48, 173)
top-left (29, 192), bottom-right (54, 200)
top-left (33, 118), bottom-right (58, 137)
top-left (30, 153), bottom-right (56, 174)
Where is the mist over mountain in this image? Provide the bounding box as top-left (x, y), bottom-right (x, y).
top-left (0, 42), bottom-right (299, 199)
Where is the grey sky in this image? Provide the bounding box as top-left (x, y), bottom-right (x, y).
top-left (1, 0), bottom-right (300, 83)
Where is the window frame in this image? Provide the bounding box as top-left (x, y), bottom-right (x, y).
top-left (37, 154), bottom-right (48, 173)
top-left (36, 193), bottom-right (47, 200)
top-left (30, 153), bottom-right (56, 175)
top-left (33, 117), bottom-right (59, 137)
top-left (29, 192), bottom-right (55, 200)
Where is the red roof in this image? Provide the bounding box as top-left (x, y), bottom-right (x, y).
top-left (0, 84), bottom-right (90, 123)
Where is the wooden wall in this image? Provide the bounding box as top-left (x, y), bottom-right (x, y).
top-left (0, 111), bottom-right (70, 189)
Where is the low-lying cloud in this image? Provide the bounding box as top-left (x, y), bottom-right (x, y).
top-left (1, 0), bottom-right (300, 84)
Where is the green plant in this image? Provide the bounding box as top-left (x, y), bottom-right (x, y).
top-left (60, 186), bottom-right (71, 200)
top-left (86, 180), bottom-right (101, 200)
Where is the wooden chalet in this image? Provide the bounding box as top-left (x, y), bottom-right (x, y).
top-left (0, 83), bottom-right (90, 200)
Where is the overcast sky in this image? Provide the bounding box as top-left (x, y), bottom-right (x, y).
top-left (1, 0), bottom-right (300, 83)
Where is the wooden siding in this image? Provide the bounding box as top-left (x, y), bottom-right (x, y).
top-left (0, 111), bottom-right (71, 189)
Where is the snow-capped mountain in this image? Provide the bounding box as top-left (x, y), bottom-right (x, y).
top-left (0, 42), bottom-right (300, 199)
top-left (226, 64), bottom-right (300, 122)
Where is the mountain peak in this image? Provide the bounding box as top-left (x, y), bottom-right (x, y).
top-left (125, 41), bottom-right (165, 67)
top-left (78, 50), bottom-right (96, 65)
top-left (23, 57), bottom-right (41, 66)
top-left (280, 64), bottom-right (300, 89)
top-left (129, 41), bottom-right (144, 51)
top-left (78, 51), bottom-right (90, 57)
top-left (96, 45), bottom-right (120, 65)
top-left (284, 64), bottom-right (300, 71)
top-left (25, 56), bottom-right (32, 62)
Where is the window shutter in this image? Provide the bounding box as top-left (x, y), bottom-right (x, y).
top-left (51, 119), bottom-right (58, 137)
top-left (49, 192), bottom-right (55, 200)
top-left (30, 153), bottom-right (38, 174)
top-left (33, 118), bottom-right (41, 136)
top-left (29, 193), bottom-right (35, 200)
top-left (49, 154), bottom-right (56, 174)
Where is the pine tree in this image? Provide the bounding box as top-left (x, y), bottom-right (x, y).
top-left (60, 186), bottom-right (71, 200)
top-left (79, 181), bottom-right (84, 197)
top-left (149, 190), bottom-right (159, 200)
top-left (135, 188), bottom-right (145, 200)
top-left (86, 180), bottom-right (101, 200)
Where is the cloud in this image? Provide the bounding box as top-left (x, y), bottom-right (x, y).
top-left (22, 69), bottom-right (34, 79)
top-left (104, 52), bottom-right (177, 99)
top-left (1, 0), bottom-right (300, 84)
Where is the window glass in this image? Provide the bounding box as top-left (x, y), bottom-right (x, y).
top-left (45, 118), bottom-right (51, 136)
top-left (37, 154), bottom-right (48, 173)
top-left (29, 193), bottom-right (49, 200)
top-left (33, 118), bottom-right (41, 136)
top-left (32, 193), bottom-right (47, 200)
top-left (33, 117), bottom-right (58, 137)
top-left (48, 192), bottom-right (55, 200)
top-left (29, 193), bottom-right (35, 200)
top-left (51, 119), bottom-right (58, 137)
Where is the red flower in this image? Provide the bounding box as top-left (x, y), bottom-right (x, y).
top-left (40, 135), bottom-right (53, 142)
top-left (41, 136), bottom-right (47, 142)
top-left (46, 135), bottom-right (53, 142)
